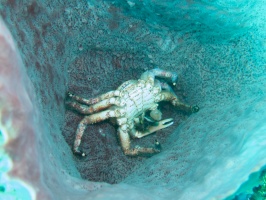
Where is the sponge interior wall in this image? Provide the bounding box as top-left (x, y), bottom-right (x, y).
top-left (1, 0), bottom-right (265, 199)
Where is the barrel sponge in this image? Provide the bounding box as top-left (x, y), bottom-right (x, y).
top-left (0, 0), bottom-right (266, 199)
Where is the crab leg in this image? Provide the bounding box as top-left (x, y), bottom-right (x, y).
top-left (160, 81), bottom-right (175, 93)
top-left (73, 109), bottom-right (120, 156)
top-left (129, 118), bottom-right (174, 138)
top-left (67, 90), bottom-right (120, 105)
top-left (156, 91), bottom-right (199, 114)
top-left (66, 101), bottom-right (91, 114)
top-left (67, 97), bottom-right (123, 115)
top-left (141, 68), bottom-right (178, 84)
top-left (118, 128), bottom-right (161, 157)
top-left (158, 80), bottom-right (188, 111)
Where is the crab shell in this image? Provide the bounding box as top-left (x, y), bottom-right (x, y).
top-left (115, 78), bottom-right (162, 129)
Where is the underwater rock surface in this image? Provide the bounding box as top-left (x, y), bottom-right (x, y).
top-left (0, 0), bottom-right (265, 199)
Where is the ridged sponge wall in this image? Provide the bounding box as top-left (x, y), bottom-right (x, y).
top-left (0, 0), bottom-right (265, 199)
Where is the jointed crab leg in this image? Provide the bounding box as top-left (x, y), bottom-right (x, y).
top-left (157, 91), bottom-right (195, 113)
top-left (66, 101), bottom-right (91, 114)
top-left (67, 97), bottom-right (124, 115)
top-left (67, 90), bottom-right (120, 105)
top-left (118, 128), bottom-right (161, 156)
top-left (73, 109), bottom-right (120, 156)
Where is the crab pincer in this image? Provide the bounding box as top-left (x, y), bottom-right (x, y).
top-left (148, 118), bottom-right (174, 133)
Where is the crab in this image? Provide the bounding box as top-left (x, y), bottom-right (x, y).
top-left (66, 68), bottom-right (199, 157)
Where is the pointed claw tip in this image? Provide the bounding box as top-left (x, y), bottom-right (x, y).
top-left (164, 122), bottom-right (174, 128)
top-left (167, 118), bottom-right (174, 122)
top-left (162, 118), bottom-right (174, 125)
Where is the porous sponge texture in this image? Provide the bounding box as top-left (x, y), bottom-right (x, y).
top-left (0, 0), bottom-right (265, 199)
top-left (123, 93), bottom-right (266, 199)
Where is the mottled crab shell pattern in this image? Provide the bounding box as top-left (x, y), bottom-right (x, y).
top-left (116, 79), bottom-right (161, 122)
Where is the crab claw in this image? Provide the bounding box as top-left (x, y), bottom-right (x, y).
top-left (148, 118), bottom-right (174, 133)
top-left (157, 118), bottom-right (174, 128)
